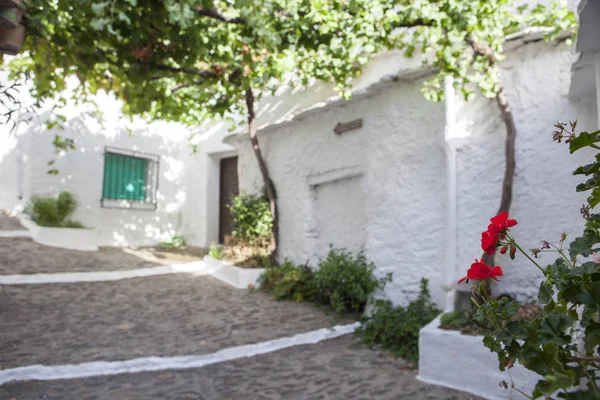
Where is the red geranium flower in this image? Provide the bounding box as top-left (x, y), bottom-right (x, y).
top-left (458, 259), bottom-right (503, 284)
top-left (490, 211), bottom-right (517, 233)
top-left (480, 212), bottom-right (518, 255)
top-left (482, 226), bottom-right (499, 255)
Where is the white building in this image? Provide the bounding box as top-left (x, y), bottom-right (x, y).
top-left (1, 5), bottom-right (598, 308)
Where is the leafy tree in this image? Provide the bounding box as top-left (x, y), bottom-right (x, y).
top-left (7, 0), bottom-right (401, 258)
top-left (388, 0), bottom-right (576, 224)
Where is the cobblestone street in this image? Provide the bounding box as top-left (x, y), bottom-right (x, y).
top-left (1, 336), bottom-right (479, 400)
top-left (0, 213), bottom-right (23, 231)
top-left (0, 233), bottom-right (481, 399)
top-left (0, 274), bottom-right (343, 368)
top-left (0, 237), bottom-right (160, 274)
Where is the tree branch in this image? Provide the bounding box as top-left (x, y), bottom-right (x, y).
top-left (395, 18), bottom-right (435, 28)
top-left (467, 37), bottom-right (497, 65)
top-left (195, 7), bottom-right (245, 24)
top-left (137, 61), bottom-right (218, 79)
top-left (466, 35), bottom-right (516, 294)
top-left (569, 356), bottom-right (600, 363)
top-left (172, 80), bottom-right (204, 92)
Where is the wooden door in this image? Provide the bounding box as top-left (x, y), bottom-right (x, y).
top-left (219, 156), bottom-right (239, 243)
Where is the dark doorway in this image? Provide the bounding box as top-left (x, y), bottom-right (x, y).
top-left (219, 156), bottom-right (239, 243)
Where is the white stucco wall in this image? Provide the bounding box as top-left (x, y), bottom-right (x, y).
top-left (231, 39), bottom-right (597, 308)
top-left (363, 82), bottom-right (447, 306)
top-left (1, 88), bottom-right (208, 247)
top-left (233, 78), bottom-right (448, 307)
top-left (0, 50), bottom-right (434, 251)
top-left (0, 130), bottom-right (24, 212)
top-left (456, 41), bottom-right (597, 302)
top-left (236, 95), bottom-right (372, 266)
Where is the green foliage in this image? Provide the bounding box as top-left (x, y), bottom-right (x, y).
top-left (12, 0), bottom-right (398, 124)
top-left (260, 250), bottom-right (390, 313)
top-left (46, 135), bottom-right (76, 175)
top-left (228, 192), bottom-right (273, 242)
top-left (240, 252), bottom-right (272, 269)
top-left (440, 309), bottom-right (473, 328)
top-left (389, 0), bottom-right (577, 102)
top-left (61, 220), bottom-right (85, 228)
top-left (471, 122), bottom-right (600, 398)
top-left (158, 235), bottom-right (187, 248)
top-left (314, 250), bottom-right (391, 313)
top-left (259, 260), bottom-right (316, 303)
top-left (355, 279), bottom-right (440, 365)
top-left (208, 242), bottom-right (224, 260)
top-left (9, 0), bottom-right (576, 125)
top-left (25, 191), bottom-right (84, 228)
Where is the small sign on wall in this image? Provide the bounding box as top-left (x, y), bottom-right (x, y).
top-left (333, 119), bottom-right (363, 135)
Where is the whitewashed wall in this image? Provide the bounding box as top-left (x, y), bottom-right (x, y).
top-left (0, 130), bottom-right (23, 213)
top-left (232, 40), bottom-right (596, 308)
top-left (234, 79), bottom-right (448, 307)
top-left (362, 81), bottom-right (447, 306)
top-left (237, 95), bottom-right (373, 265)
top-left (1, 90), bottom-right (207, 247)
top-left (455, 41), bottom-right (597, 302)
top-left (0, 51), bottom-right (426, 250)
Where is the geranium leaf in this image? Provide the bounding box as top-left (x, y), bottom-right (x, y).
top-left (570, 131), bottom-right (600, 154)
top-left (538, 313), bottom-right (574, 345)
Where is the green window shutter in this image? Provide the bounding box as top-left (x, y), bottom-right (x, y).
top-left (102, 153), bottom-right (148, 201)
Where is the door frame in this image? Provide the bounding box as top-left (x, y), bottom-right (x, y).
top-left (204, 149), bottom-right (238, 248)
top-left (217, 155), bottom-right (239, 244)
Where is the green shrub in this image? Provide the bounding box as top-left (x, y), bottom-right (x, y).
top-left (314, 250), bottom-right (391, 313)
top-left (228, 192), bottom-right (273, 242)
top-left (355, 278), bottom-right (441, 365)
top-left (208, 242), bottom-right (224, 259)
top-left (62, 220), bottom-right (85, 228)
top-left (25, 191), bottom-right (84, 228)
top-left (440, 308), bottom-right (472, 328)
top-left (56, 191), bottom-right (77, 220)
top-left (158, 235), bottom-right (187, 248)
top-left (260, 250), bottom-right (389, 313)
top-left (241, 252), bottom-right (272, 269)
top-left (259, 260), bottom-right (316, 302)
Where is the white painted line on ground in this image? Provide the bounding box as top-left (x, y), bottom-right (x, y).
top-left (0, 322), bottom-right (360, 384)
top-left (0, 231), bottom-right (31, 238)
top-left (0, 262), bottom-right (208, 285)
top-left (0, 258), bottom-right (263, 289)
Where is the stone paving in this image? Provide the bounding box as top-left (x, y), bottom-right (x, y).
top-left (0, 237), bottom-right (482, 399)
top-left (0, 274), bottom-right (346, 368)
top-left (0, 237), bottom-right (159, 274)
top-left (0, 213), bottom-right (23, 231)
top-left (0, 336), bottom-right (482, 400)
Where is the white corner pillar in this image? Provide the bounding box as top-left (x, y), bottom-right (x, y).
top-left (443, 76), bottom-right (459, 311)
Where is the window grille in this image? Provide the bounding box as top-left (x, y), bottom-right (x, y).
top-left (101, 147), bottom-right (159, 210)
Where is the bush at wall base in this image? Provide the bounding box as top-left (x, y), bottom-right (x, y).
top-left (356, 278), bottom-right (440, 365)
top-left (24, 191), bottom-right (84, 228)
top-left (259, 249), bottom-right (390, 314)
